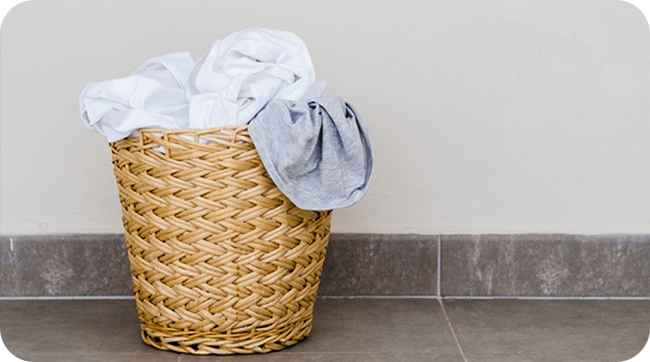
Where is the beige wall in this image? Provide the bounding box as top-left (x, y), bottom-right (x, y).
top-left (1, 0), bottom-right (649, 235)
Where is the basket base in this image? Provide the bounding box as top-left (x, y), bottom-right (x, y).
top-left (139, 319), bottom-right (313, 355)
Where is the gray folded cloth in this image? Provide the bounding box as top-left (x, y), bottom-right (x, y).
top-left (248, 95), bottom-right (373, 210)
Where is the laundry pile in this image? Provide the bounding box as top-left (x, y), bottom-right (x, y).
top-left (80, 28), bottom-right (373, 210)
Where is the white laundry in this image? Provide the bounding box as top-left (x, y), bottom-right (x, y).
top-left (186, 27), bottom-right (323, 128)
top-left (79, 52), bottom-right (195, 142)
top-left (80, 28), bottom-right (326, 142)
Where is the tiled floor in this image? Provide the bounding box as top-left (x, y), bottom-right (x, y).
top-left (1, 298), bottom-right (648, 362)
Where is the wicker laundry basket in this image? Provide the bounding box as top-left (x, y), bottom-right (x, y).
top-left (110, 126), bottom-right (332, 355)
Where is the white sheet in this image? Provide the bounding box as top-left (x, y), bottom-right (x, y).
top-left (79, 52), bottom-right (194, 142)
top-left (80, 28), bottom-right (325, 142)
top-left (186, 27), bottom-right (320, 128)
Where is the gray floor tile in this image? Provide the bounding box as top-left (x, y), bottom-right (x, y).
top-left (179, 298), bottom-right (462, 359)
top-left (179, 353), bottom-right (455, 361)
top-left (443, 299), bottom-right (650, 362)
top-left (470, 352), bottom-right (647, 362)
top-left (587, 352), bottom-right (645, 362)
top-left (1, 298), bottom-right (463, 361)
top-left (455, 353), bottom-right (590, 362)
top-left (11, 353), bottom-right (180, 362)
top-left (1, 299), bottom-right (137, 327)
top-left (0, 299), bottom-right (178, 361)
top-left (285, 298), bottom-right (458, 355)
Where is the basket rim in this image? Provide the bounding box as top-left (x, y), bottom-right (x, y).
top-left (111, 125), bottom-right (254, 150)
top-left (136, 124), bottom-right (250, 135)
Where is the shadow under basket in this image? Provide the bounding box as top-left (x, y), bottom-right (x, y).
top-left (110, 126), bottom-right (332, 355)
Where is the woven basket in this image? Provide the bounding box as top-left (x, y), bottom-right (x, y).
top-left (110, 126), bottom-right (332, 355)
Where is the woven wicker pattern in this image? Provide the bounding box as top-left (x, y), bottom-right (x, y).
top-left (110, 126), bottom-right (332, 355)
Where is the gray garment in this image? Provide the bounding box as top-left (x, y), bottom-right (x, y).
top-left (248, 95), bottom-right (373, 210)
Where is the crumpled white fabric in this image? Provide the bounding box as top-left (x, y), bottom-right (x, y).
top-left (80, 28), bottom-right (325, 142)
top-left (186, 27), bottom-right (323, 128)
top-left (79, 52), bottom-right (195, 142)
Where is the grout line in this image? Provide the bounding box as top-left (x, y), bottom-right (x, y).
top-left (437, 234), bottom-right (441, 297)
top-left (438, 298), bottom-right (469, 362)
top-left (0, 296), bottom-right (135, 301)
top-left (320, 295), bottom-right (440, 299)
top-left (441, 296), bottom-right (650, 301)
top-left (320, 295), bottom-right (650, 300)
top-left (257, 351), bottom-right (459, 355)
top-left (2, 295), bottom-right (649, 301)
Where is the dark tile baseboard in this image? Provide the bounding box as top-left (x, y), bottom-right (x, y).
top-left (319, 234), bottom-right (437, 296)
top-left (1, 233), bottom-right (648, 297)
top-left (441, 234), bottom-right (650, 297)
top-left (0, 234), bottom-right (132, 296)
